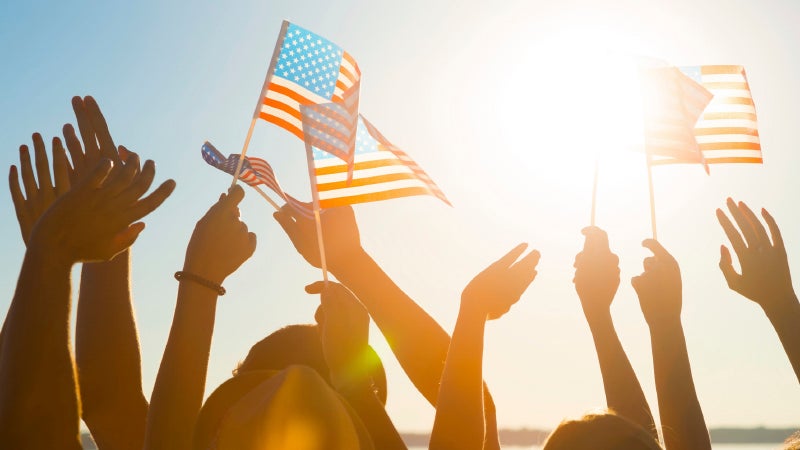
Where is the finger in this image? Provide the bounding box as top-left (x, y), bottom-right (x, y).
top-left (103, 153), bottom-right (141, 198)
top-left (246, 231), bottom-right (257, 256)
top-left (726, 198), bottom-right (758, 249)
top-left (109, 222), bottom-right (146, 256)
top-left (32, 133), bottom-right (54, 194)
top-left (273, 207), bottom-right (298, 237)
top-left (77, 159), bottom-right (114, 191)
top-left (117, 159), bottom-right (154, 204)
top-left (18, 145), bottom-right (39, 201)
top-left (9, 166), bottom-right (31, 244)
top-left (118, 145), bottom-right (131, 162)
top-left (305, 281), bottom-right (327, 294)
top-left (492, 243), bottom-right (529, 269)
top-left (52, 138), bottom-right (72, 196)
top-left (643, 256), bottom-right (657, 272)
top-left (84, 96), bottom-right (121, 162)
top-left (737, 201), bottom-right (770, 247)
top-left (123, 179), bottom-right (176, 223)
top-left (72, 96), bottom-right (100, 160)
top-left (718, 245), bottom-right (742, 291)
top-left (63, 123), bottom-right (85, 176)
top-left (630, 275), bottom-right (644, 297)
top-left (223, 184), bottom-right (245, 207)
top-left (511, 249), bottom-right (541, 277)
top-left (716, 208), bottom-right (747, 258)
top-left (761, 208), bottom-right (784, 250)
top-left (641, 238), bottom-right (673, 261)
top-left (581, 226), bottom-right (611, 252)
top-left (314, 304), bottom-right (325, 326)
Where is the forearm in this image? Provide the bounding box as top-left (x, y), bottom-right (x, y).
top-left (144, 283), bottom-right (219, 450)
top-left (0, 249), bottom-right (81, 448)
top-left (77, 249), bottom-right (148, 449)
top-left (764, 297), bottom-right (800, 383)
top-left (332, 249), bottom-right (450, 404)
top-left (430, 306), bottom-right (486, 450)
top-left (649, 322), bottom-right (710, 450)
top-left (587, 312), bottom-right (656, 437)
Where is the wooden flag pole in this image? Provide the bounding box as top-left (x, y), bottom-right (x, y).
top-left (252, 185), bottom-right (281, 211)
top-left (302, 122), bottom-right (329, 283)
top-left (230, 118), bottom-right (257, 189)
top-left (590, 159), bottom-right (599, 226)
top-left (645, 153), bottom-right (658, 240)
top-left (230, 21), bottom-right (290, 189)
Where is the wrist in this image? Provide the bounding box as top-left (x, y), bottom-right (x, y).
top-left (585, 310), bottom-right (614, 332)
top-left (26, 237), bottom-right (74, 272)
top-left (182, 258), bottom-right (226, 285)
top-left (647, 318), bottom-right (683, 338)
top-left (764, 295), bottom-right (800, 327)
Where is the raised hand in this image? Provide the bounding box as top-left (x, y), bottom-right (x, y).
top-left (183, 185), bottom-right (257, 285)
top-left (66, 96), bottom-right (123, 180)
top-left (306, 281), bottom-right (371, 392)
top-left (574, 226), bottom-right (620, 323)
top-left (631, 239), bottom-right (682, 329)
top-left (8, 134), bottom-right (73, 244)
top-left (461, 243), bottom-right (540, 320)
top-left (29, 157), bottom-right (175, 266)
top-left (716, 198), bottom-right (796, 312)
top-left (273, 203), bottom-right (361, 272)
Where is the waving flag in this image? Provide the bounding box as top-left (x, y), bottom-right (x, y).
top-left (640, 66), bottom-right (713, 171)
top-left (679, 65), bottom-right (762, 164)
top-left (201, 142), bottom-right (311, 216)
top-left (255, 21), bottom-right (361, 140)
top-left (303, 114), bottom-right (450, 209)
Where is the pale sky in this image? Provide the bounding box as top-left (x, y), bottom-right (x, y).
top-left (1, 0), bottom-right (798, 433)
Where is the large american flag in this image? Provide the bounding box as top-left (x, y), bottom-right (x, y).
top-left (646, 65), bottom-right (762, 167)
top-left (304, 114), bottom-right (450, 209)
top-left (256, 21), bottom-right (361, 140)
top-left (640, 66), bottom-right (713, 169)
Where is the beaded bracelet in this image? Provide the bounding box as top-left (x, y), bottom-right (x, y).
top-left (174, 271), bottom-right (226, 296)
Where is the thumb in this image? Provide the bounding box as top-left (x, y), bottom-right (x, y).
top-left (719, 245), bottom-right (741, 290)
top-left (110, 222), bottom-right (146, 255)
top-left (305, 281), bottom-right (328, 294)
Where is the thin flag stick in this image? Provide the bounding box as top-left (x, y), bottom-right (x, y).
top-left (590, 159), bottom-right (599, 226)
top-left (252, 185), bottom-right (281, 211)
top-left (230, 118), bottom-right (257, 189)
top-left (302, 120), bottom-right (329, 283)
top-left (230, 20), bottom-right (290, 189)
top-left (645, 153), bottom-right (658, 240)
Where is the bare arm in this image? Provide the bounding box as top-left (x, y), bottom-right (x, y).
top-left (145, 186), bottom-right (256, 450)
top-left (308, 281), bottom-right (406, 450)
top-left (632, 240), bottom-right (710, 450)
top-left (274, 204), bottom-right (503, 449)
top-left (573, 227), bottom-right (657, 438)
top-left (717, 199), bottom-right (800, 383)
top-left (0, 138), bottom-right (173, 448)
top-left (430, 244), bottom-right (539, 450)
top-left (66, 96), bottom-right (149, 450)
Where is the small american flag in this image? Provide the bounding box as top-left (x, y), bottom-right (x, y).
top-left (680, 65), bottom-right (761, 164)
top-left (645, 65), bottom-right (762, 167)
top-left (256, 21), bottom-right (361, 141)
top-left (640, 66), bottom-right (713, 170)
top-left (201, 141), bottom-right (311, 216)
top-left (304, 114), bottom-right (450, 209)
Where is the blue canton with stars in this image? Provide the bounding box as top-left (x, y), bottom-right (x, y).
top-left (312, 116), bottom-right (378, 160)
top-left (679, 66), bottom-right (703, 85)
top-left (275, 23), bottom-right (344, 99)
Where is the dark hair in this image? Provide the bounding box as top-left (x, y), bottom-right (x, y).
top-left (233, 324), bottom-right (387, 404)
top-left (543, 412), bottom-right (662, 450)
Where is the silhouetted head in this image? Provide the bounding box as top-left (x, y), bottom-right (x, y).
top-left (193, 324), bottom-right (386, 450)
top-left (543, 412), bottom-right (662, 450)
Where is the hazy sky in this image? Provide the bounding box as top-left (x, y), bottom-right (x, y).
top-left (1, 0), bottom-right (799, 433)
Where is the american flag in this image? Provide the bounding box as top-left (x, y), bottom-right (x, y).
top-left (304, 114), bottom-right (450, 209)
top-left (201, 141), bottom-right (311, 216)
top-left (640, 66), bottom-right (713, 170)
top-left (256, 21), bottom-right (361, 141)
top-left (645, 65), bottom-right (762, 167)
